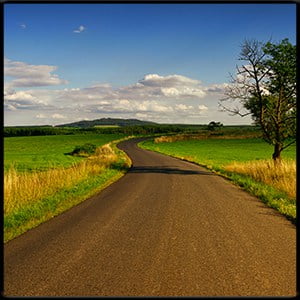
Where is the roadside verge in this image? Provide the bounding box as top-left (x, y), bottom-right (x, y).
top-left (4, 137), bottom-right (133, 243)
top-left (138, 139), bottom-right (296, 224)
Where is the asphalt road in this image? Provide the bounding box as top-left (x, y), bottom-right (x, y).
top-left (4, 138), bottom-right (296, 296)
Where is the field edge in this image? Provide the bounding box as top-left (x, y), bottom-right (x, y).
top-left (138, 139), bottom-right (296, 225)
top-left (4, 137), bottom-right (133, 243)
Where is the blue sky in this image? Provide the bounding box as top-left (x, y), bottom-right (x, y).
top-left (4, 3), bottom-right (296, 125)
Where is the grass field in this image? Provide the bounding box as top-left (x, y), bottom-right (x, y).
top-left (142, 138), bottom-right (295, 167)
top-left (4, 133), bottom-right (131, 242)
top-left (140, 137), bottom-right (296, 222)
top-left (4, 133), bottom-right (126, 172)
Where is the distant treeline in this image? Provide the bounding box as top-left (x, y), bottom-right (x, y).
top-left (4, 125), bottom-right (202, 137)
top-left (4, 124), bottom-right (259, 137)
top-left (4, 126), bottom-right (77, 137)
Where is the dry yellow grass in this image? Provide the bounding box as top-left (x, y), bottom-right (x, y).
top-left (154, 132), bottom-right (261, 143)
top-left (4, 143), bottom-right (118, 216)
top-left (224, 159), bottom-right (296, 198)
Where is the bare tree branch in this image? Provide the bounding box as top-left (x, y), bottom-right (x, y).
top-left (282, 139), bottom-right (296, 151)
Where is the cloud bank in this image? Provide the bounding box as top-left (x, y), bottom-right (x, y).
top-left (4, 58), bottom-right (252, 125)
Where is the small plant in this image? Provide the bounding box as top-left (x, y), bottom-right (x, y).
top-left (70, 143), bottom-right (97, 157)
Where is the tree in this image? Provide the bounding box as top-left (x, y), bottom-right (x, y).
top-left (207, 121), bottom-right (223, 131)
top-left (219, 38), bottom-right (296, 162)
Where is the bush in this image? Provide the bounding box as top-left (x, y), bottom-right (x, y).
top-left (207, 121), bottom-right (223, 131)
top-left (70, 143), bottom-right (97, 157)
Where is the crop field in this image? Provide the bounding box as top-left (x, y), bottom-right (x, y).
top-left (140, 137), bottom-right (296, 222)
top-left (4, 133), bottom-right (126, 172)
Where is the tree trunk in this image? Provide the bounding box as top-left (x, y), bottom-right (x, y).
top-left (272, 142), bottom-right (282, 163)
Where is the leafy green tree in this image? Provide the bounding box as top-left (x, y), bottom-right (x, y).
top-left (219, 38), bottom-right (296, 162)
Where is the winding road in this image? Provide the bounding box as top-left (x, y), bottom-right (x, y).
top-left (4, 138), bottom-right (296, 296)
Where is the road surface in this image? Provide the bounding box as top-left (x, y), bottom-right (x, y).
top-left (4, 138), bottom-right (296, 296)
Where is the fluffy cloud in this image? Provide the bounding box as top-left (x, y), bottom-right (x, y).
top-left (174, 104), bottom-right (193, 111)
top-left (73, 25), bottom-right (85, 33)
top-left (5, 63), bottom-right (244, 125)
top-left (4, 58), bottom-right (68, 88)
top-left (137, 74), bottom-right (206, 99)
top-left (139, 74), bottom-right (200, 87)
top-left (203, 83), bottom-right (229, 93)
top-left (54, 74), bottom-right (209, 104)
top-left (5, 90), bottom-right (37, 101)
top-left (36, 113), bottom-right (65, 120)
top-left (198, 104), bottom-right (208, 111)
top-left (36, 114), bottom-right (47, 119)
top-left (4, 89), bottom-right (50, 110)
top-left (52, 113), bottom-right (66, 119)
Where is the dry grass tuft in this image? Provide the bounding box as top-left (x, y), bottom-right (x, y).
top-left (4, 143), bottom-right (119, 216)
top-left (224, 159), bottom-right (296, 198)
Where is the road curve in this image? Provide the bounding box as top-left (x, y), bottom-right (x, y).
top-left (4, 138), bottom-right (296, 296)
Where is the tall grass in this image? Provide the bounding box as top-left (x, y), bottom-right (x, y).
top-left (154, 132), bottom-right (261, 143)
top-left (224, 159), bottom-right (296, 199)
top-left (4, 143), bottom-right (124, 221)
top-left (4, 139), bottom-right (132, 242)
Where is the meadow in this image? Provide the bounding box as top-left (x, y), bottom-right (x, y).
top-left (4, 133), bottom-right (126, 172)
top-left (140, 137), bottom-right (296, 222)
top-left (4, 133), bottom-right (131, 242)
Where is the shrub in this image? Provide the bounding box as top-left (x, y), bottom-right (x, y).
top-left (70, 143), bottom-right (97, 157)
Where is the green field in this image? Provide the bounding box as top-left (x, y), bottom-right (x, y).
top-left (4, 133), bottom-right (126, 172)
top-left (4, 133), bottom-right (131, 242)
top-left (140, 137), bottom-right (296, 222)
top-left (141, 138), bottom-right (296, 169)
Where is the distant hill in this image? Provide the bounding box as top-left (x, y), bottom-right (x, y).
top-left (56, 118), bottom-right (157, 128)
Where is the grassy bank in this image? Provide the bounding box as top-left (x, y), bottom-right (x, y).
top-left (140, 137), bottom-right (296, 223)
top-left (4, 137), bottom-right (132, 243)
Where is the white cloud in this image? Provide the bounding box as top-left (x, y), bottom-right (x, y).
top-left (4, 58), bottom-right (68, 88)
top-left (5, 67), bottom-right (252, 125)
top-left (174, 104), bottom-right (194, 111)
top-left (140, 74), bottom-right (206, 99)
top-left (204, 83), bottom-right (229, 94)
top-left (113, 74), bottom-right (207, 101)
top-left (4, 88), bottom-right (58, 111)
top-left (5, 104), bottom-right (17, 111)
top-left (161, 86), bottom-right (206, 98)
top-left (198, 104), bottom-right (208, 111)
top-left (5, 90), bottom-right (37, 101)
top-left (135, 113), bottom-right (150, 119)
top-left (52, 113), bottom-right (66, 119)
top-left (36, 114), bottom-right (47, 119)
top-left (140, 74), bottom-right (201, 87)
top-left (73, 25), bottom-right (85, 33)
top-left (20, 24), bottom-right (26, 29)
